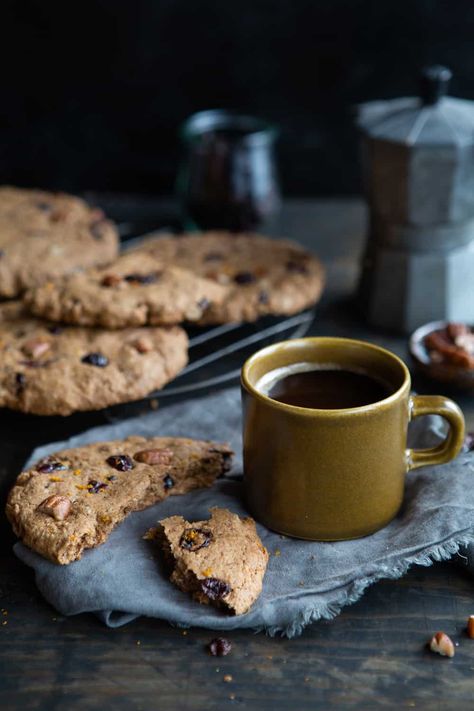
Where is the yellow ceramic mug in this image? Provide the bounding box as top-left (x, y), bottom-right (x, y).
top-left (241, 337), bottom-right (465, 540)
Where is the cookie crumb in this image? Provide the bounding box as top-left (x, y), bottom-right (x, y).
top-left (150, 399), bottom-right (159, 410)
top-left (182, 630), bottom-right (188, 636)
top-left (274, 549), bottom-right (281, 556)
top-left (223, 674), bottom-right (233, 683)
top-left (229, 693), bottom-right (236, 700)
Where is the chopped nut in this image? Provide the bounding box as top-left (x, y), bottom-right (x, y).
top-left (429, 631), bottom-right (455, 657)
top-left (133, 337), bottom-right (154, 354)
top-left (134, 448), bottom-right (174, 465)
top-left (467, 615), bottom-right (474, 639)
top-left (22, 338), bottom-right (51, 359)
top-left (447, 323), bottom-right (469, 341)
top-left (425, 327), bottom-right (474, 369)
top-left (37, 495), bottom-right (71, 521)
top-left (101, 274), bottom-right (122, 287)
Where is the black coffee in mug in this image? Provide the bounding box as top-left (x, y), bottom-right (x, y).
top-left (261, 365), bottom-right (392, 410)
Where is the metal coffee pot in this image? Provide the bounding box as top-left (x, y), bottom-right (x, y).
top-left (358, 66), bottom-right (474, 332)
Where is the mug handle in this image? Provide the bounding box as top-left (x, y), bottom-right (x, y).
top-left (407, 395), bottom-right (465, 471)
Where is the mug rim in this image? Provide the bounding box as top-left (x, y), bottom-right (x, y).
top-left (241, 336), bottom-right (411, 416)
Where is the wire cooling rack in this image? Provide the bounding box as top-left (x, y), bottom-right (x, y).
top-left (152, 309), bottom-right (316, 398)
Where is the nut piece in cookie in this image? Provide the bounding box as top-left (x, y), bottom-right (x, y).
top-left (37, 495), bottom-right (71, 521)
top-left (6, 437), bottom-right (234, 564)
top-left (156, 507), bottom-right (268, 615)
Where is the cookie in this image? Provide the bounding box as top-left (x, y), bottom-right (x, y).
top-left (0, 302), bottom-right (188, 415)
top-left (24, 250), bottom-right (227, 328)
top-left (130, 232), bottom-right (324, 323)
top-left (156, 508), bottom-right (268, 615)
top-left (0, 187), bottom-right (119, 297)
top-left (6, 438), bottom-right (233, 564)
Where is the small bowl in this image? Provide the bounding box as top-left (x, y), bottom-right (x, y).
top-left (409, 320), bottom-right (474, 390)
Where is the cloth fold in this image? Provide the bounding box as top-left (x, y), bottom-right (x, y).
top-left (13, 387), bottom-right (474, 637)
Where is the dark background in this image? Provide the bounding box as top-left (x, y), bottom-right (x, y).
top-left (1, 0), bottom-right (474, 197)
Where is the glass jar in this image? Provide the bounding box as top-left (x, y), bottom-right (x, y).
top-left (177, 110), bottom-right (281, 233)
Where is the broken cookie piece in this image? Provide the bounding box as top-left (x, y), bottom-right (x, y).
top-left (156, 508), bottom-right (268, 615)
top-left (6, 437), bottom-right (233, 564)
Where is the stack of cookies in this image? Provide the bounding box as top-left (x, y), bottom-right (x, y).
top-left (0, 186), bottom-right (324, 416)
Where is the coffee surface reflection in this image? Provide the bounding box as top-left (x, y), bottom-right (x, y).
top-left (266, 367), bottom-right (392, 410)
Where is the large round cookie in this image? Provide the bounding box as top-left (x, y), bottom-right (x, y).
top-left (0, 303), bottom-right (188, 416)
top-left (6, 437), bottom-right (233, 564)
top-left (24, 250), bottom-right (227, 328)
top-left (0, 186), bottom-right (119, 297)
top-left (128, 232), bottom-right (325, 323)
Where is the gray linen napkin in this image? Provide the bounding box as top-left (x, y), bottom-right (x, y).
top-left (13, 388), bottom-right (474, 637)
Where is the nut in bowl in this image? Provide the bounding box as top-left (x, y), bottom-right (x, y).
top-left (409, 321), bottom-right (474, 390)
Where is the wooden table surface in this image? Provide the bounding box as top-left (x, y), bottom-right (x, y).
top-left (1, 198), bottom-right (473, 711)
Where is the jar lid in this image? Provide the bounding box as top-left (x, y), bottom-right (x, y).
top-left (358, 66), bottom-right (474, 146)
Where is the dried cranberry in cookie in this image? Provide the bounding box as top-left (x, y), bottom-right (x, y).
top-left (179, 528), bottom-right (213, 552)
top-left (36, 458), bottom-right (67, 474)
top-left (87, 480), bottom-right (108, 494)
top-left (200, 577), bottom-right (231, 601)
top-left (163, 474), bottom-right (174, 490)
top-left (106, 454), bottom-right (134, 471)
top-left (81, 352), bottom-right (109, 367)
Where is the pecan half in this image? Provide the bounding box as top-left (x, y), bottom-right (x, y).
top-left (38, 495), bottom-right (71, 521)
top-left (429, 631), bottom-right (455, 657)
top-left (22, 338), bottom-right (51, 359)
top-left (133, 337), bottom-right (153, 354)
top-left (133, 448), bottom-right (174, 465)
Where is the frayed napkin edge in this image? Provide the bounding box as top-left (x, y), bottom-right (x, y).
top-left (78, 530), bottom-right (474, 638)
top-left (259, 531), bottom-right (474, 638)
